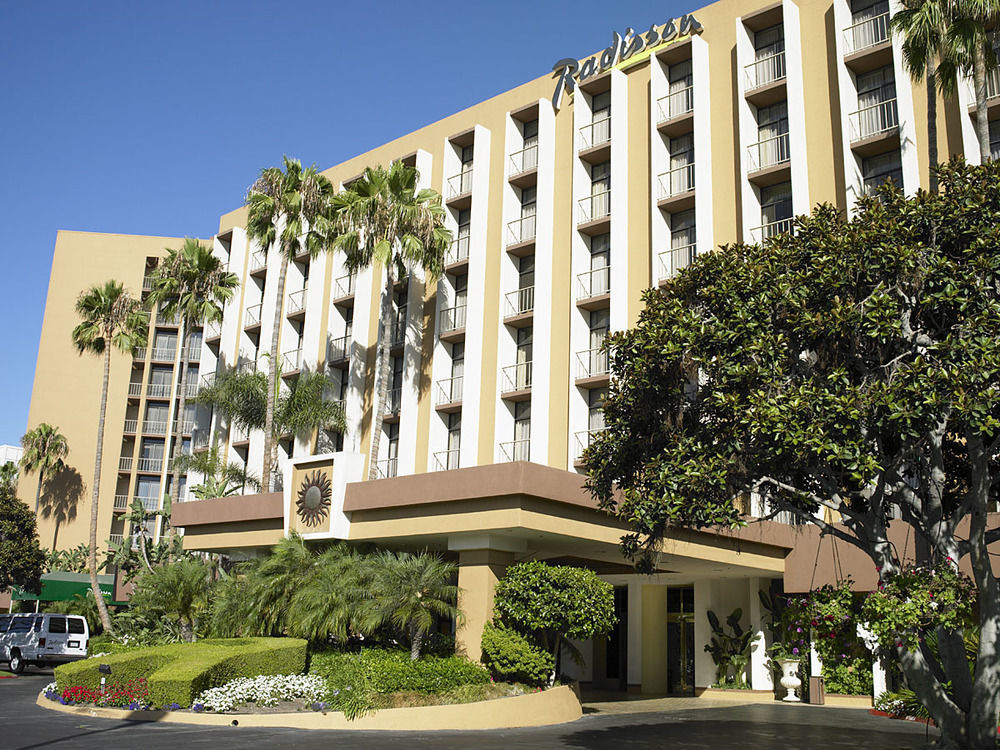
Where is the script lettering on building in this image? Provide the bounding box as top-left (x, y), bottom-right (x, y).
top-left (550, 14), bottom-right (704, 111)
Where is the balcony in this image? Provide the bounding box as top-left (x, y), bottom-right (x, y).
top-left (375, 457), bottom-right (398, 479)
top-left (333, 274), bottom-right (356, 299)
top-left (576, 267), bottom-right (611, 307)
top-left (844, 11), bottom-right (891, 71)
top-left (200, 371), bottom-right (217, 389)
top-left (579, 116), bottom-right (611, 151)
top-left (744, 51), bottom-right (786, 104)
top-left (446, 235), bottom-right (470, 267)
top-left (504, 287), bottom-right (534, 322)
top-left (108, 534), bottom-right (124, 547)
top-left (384, 387), bottom-right (402, 417)
top-left (328, 334), bottom-right (351, 363)
top-left (149, 347), bottom-right (176, 362)
top-left (118, 456), bottom-right (133, 472)
top-left (142, 275), bottom-right (154, 292)
top-left (748, 218), bottom-right (794, 244)
top-left (446, 169), bottom-right (473, 205)
top-left (157, 311), bottom-right (180, 327)
top-left (577, 347), bottom-right (610, 382)
top-left (177, 381), bottom-right (198, 398)
top-left (281, 348), bottom-right (302, 374)
top-left (657, 163), bottom-right (696, 211)
top-left (245, 304), bottom-right (262, 329)
top-left (113, 494), bottom-right (130, 512)
top-left (578, 191), bottom-right (611, 228)
top-left (391, 307), bottom-right (407, 346)
top-left (250, 249), bottom-right (268, 275)
top-left (173, 418), bottom-right (195, 435)
top-left (658, 244), bottom-right (698, 282)
top-left (236, 358), bottom-right (259, 375)
top-left (136, 457), bottom-right (163, 473)
top-left (657, 86), bottom-right (695, 136)
top-left (849, 99), bottom-right (899, 151)
top-left (439, 304), bottom-right (467, 341)
top-left (127, 382), bottom-right (143, 398)
top-left (434, 449), bottom-right (461, 471)
top-left (133, 346), bottom-right (146, 360)
top-left (498, 439), bottom-right (530, 463)
top-left (205, 319), bottom-right (222, 340)
top-left (287, 287), bottom-right (307, 317)
top-left (142, 420), bottom-right (168, 435)
top-left (575, 428), bottom-right (607, 462)
top-left (123, 418), bottom-right (138, 434)
top-left (185, 346), bottom-right (201, 363)
top-left (192, 429), bottom-right (211, 451)
top-left (231, 422), bottom-right (251, 445)
top-left (435, 375), bottom-right (463, 410)
top-left (500, 361), bottom-right (532, 397)
top-left (507, 215), bottom-right (536, 250)
top-left (747, 133), bottom-right (791, 184)
top-left (509, 144), bottom-right (538, 181)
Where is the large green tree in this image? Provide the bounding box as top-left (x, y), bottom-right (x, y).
top-left (587, 161), bottom-right (1000, 750)
top-left (331, 162), bottom-right (451, 480)
top-left (72, 280), bottom-right (148, 634)
top-left (0, 481), bottom-right (45, 595)
top-left (245, 157), bottom-right (336, 491)
top-left (129, 557), bottom-right (213, 642)
top-left (147, 238), bottom-right (238, 537)
top-left (20, 423), bottom-right (68, 513)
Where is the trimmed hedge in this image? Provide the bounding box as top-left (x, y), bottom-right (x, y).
top-left (480, 622), bottom-right (554, 687)
top-left (310, 648), bottom-right (489, 696)
top-left (55, 638), bottom-right (306, 708)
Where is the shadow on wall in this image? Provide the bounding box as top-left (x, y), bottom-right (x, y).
top-left (39, 464), bottom-right (85, 549)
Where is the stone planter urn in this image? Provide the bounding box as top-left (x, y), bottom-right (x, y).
top-left (777, 658), bottom-right (802, 702)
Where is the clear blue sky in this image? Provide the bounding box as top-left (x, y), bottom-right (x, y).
top-left (0, 0), bottom-right (691, 446)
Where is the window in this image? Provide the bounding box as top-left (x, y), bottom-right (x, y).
top-left (0, 615), bottom-right (9, 633)
top-left (68, 618), bottom-right (86, 635)
top-left (591, 161), bottom-right (610, 194)
top-left (592, 91), bottom-right (611, 121)
top-left (667, 60), bottom-right (694, 118)
top-left (750, 24), bottom-right (786, 88)
top-left (756, 101), bottom-right (789, 156)
top-left (851, 0), bottom-right (889, 23)
top-left (862, 150), bottom-right (903, 193)
top-left (514, 401), bottom-right (531, 451)
top-left (588, 310), bottom-right (610, 376)
top-left (589, 387), bottom-right (608, 432)
top-left (145, 403), bottom-right (168, 429)
top-left (48, 617), bottom-right (67, 634)
top-left (991, 119), bottom-right (1000, 160)
top-left (153, 330), bottom-right (176, 353)
top-left (754, 23), bottom-right (784, 58)
top-left (760, 182), bottom-right (793, 239)
top-left (457, 208), bottom-right (470, 240)
top-left (518, 186), bottom-right (537, 242)
top-left (516, 328), bottom-right (533, 389)
top-left (9, 617), bottom-right (32, 633)
top-left (451, 341), bottom-right (465, 380)
top-left (667, 134), bottom-right (695, 194)
top-left (523, 118), bottom-right (539, 148)
top-left (588, 233), bottom-right (610, 296)
top-left (460, 144), bottom-right (474, 170)
top-left (671, 210), bottom-right (697, 256)
top-left (447, 413), bottom-right (462, 466)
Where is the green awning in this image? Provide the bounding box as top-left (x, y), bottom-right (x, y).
top-left (12, 572), bottom-right (115, 603)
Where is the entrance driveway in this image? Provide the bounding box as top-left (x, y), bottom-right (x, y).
top-left (3, 671), bottom-right (936, 749)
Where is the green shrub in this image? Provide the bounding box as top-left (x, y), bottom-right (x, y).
top-left (480, 622), bottom-right (554, 687)
top-left (55, 637), bottom-right (306, 708)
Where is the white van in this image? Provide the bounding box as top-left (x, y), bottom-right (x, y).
top-left (0, 614), bottom-right (90, 673)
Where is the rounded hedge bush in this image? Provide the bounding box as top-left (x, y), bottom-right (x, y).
top-left (480, 622), bottom-right (554, 687)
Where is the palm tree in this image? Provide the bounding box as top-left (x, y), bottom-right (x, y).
top-left (892, 0), bottom-right (950, 191)
top-left (173, 446), bottom-right (261, 500)
top-left (72, 280), bottom-right (148, 633)
top-left (245, 157), bottom-right (336, 491)
top-left (129, 557), bottom-right (213, 642)
top-left (147, 238), bottom-right (239, 541)
top-left (20, 423), bottom-right (68, 513)
top-left (242, 533), bottom-right (317, 635)
top-left (946, 0), bottom-right (1000, 162)
top-left (331, 162), bottom-right (451, 480)
top-left (0, 462), bottom-right (17, 493)
top-left (289, 544), bottom-right (368, 642)
top-left (360, 550), bottom-right (460, 660)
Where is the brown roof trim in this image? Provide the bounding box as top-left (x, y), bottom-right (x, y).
top-left (171, 492), bottom-right (283, 527)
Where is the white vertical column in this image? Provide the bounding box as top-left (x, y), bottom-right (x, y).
top-left (294, 248), bottom-right (329, 458)
top-left (736, 19), bottom-right (760, 240)
top-left (346, 265), bottom-right (374, 455)
top-left (463, 125), bottom-right (491, 466)
top-left (748, 578), bottom-right (773, 690)
top-left (694, 579), bottom-right (715, 688)
top-left (627, 580), bottom-right (643, 688)
top-left (784, 0), bottom-right (811, 218)
top-left (692, 36), bottom-right (714, 257)
top-left (872, 658), bottom-right (887, 698)
top-left (609, 68), bottom-right (629, 334)
top-left (650, 55), bottom-right (669, 282)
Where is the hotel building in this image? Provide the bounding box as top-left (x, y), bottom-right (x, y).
top-left (26, 0), bottom-right (997, 695)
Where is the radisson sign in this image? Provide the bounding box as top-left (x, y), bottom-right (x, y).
top-left (550, 14), bottom-right (704, 111)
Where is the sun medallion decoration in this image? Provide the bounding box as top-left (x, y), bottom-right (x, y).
top-left (296, 470), bottom-right (332, 527)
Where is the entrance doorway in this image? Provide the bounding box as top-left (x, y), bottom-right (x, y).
top-left (592, 586), bottom-right (628, 690)
top-left (666, 587), bottom-right (695, 695)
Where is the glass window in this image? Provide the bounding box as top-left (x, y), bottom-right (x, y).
top-left (451, 342), bottom-right (465, 379)
top-left (0, 615), bottom-right (9, 633)
top-left (140, 439), bottom-right (164, 460)
top-left (761, 182), bottom-right (793, 224)
top-left (857, 65), bottom-right (895, 109)
top-left (153, 331), bottom-right (177, 351)
top-left (523, 118), bottom-right (538, 147)
top-left (48, 616), bottom-right (67, 634)
top-left (754, 24), bottom-right (785, 57)
top-left (460, 144), bottom-right (474, 168)
top-left (68, 618), bottom-right (86, 635)
top-left (591, 161), bottom-right (610, 193)
top-left (518, 255), bottom-right (535, 290)
top-left (592, 91), bottom-right (611, 120)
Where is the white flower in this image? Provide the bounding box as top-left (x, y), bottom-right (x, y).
top-left (194, 674), bottom-right (326, 713)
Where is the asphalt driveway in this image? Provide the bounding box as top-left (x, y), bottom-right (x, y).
top-left (2, 670), bottom-right (937, 750)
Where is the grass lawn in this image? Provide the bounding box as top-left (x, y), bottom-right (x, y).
top-left (0, 670), bottom-right (16, 678)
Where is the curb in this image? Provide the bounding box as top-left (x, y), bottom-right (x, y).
top-left (35, 684), bottom-right (583, 731)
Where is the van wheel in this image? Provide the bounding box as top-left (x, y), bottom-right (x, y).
top-left (8, 650), bottom-right (24, 674)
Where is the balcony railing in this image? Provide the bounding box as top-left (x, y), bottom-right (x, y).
top-left (123, 419), bottom-right (138, 434)
top-left (142, 420), bottom-right (168, 435)
top-left (499, 439), bottom-right (531, 462)
top-left (384, 387), bottom-right (402, 415)
top-left (658, 163), bottom-right (695, 198)
top-left (205, 319), bottom-right (222, 339)
top-left (245, 304), bottom-right (262, 328)
top-left (287, 288), bottom-right (307, 315)
top-left (575, 428), bottom-right (607, 458)
top-left (436, 375), bottom-right (464, 405)
top-left (657, 86), bottom-right (694, 122)
top-left (507, 215), bottom-right (537, 246)
top-left (127, 382), bottom-right (143, 397)
top-left (579, 191), bottom-right (611, 223)
top-left (328, 334), bottom-right (351, 361)
top-left (434, 449), bottom-right (461, 471)
top-left (142, 275), bottom-right (154, 291)
top-left (747, 133), bottom-right (790, 172)
top-left (505, 287), bottom-right (535, 317)
top-left (185, 347), bottom-right (201, 362)
top-left (843, 11), bottom-right (889, 55)
top-left (509, 144), bottom-right (538, 175)
top-left (447, 168), bottom-right (473, 198)
top-left (173, 419), bottom-right (195, 434)
top-left (849, 98), bottom-right (898, 142)
top-left (501, 361), bottom-right (533, 392)
top-left (391, 307), bottom-right (407, 345)
top-left (281, 349), bottom-right (302, 373)
top-left (579, 116), bottom-right (611, 150)
top-left (133, 346), bottom-right (146, 360)
top-left (136, 457), bottom-right (163, 473)
top-left (446, 235), bottom-right (470, 265)
top-left (862, 168), bottom-right (903, 195)
top-left (118, 456), bottom-right (133, 472)
top-left (334, 273), bottom-right (356, 298)
top-left (577, 266), bottom-right (611, 300)
top-left (659, 244), bottom-right (698, 280)
top-left (251, 249), bottom-right (268, 272)
top-left (440, 304), bottom-right (467, 333)
top-left (375, 457), bottom-right (398, 479)
top-left (113, 494), bottom-right (130, 512)
top-left (177, 382), bottom-right (199, 398)
top-left (200, 371), bottom-right (216, 388)
top-left (235, 358), bottom-right (258, 375)
top-left (109, 534), bottom-right (124, 547)
top-left (150, 347), bottom-right (176, 361)
top-left (231, 423), bottom-right (250, 443)
top-left (577, 347), bottom-right (609, 379)
top-left (749, 218), bottom-right (794, 244)
top-left (745, 51), bottom-right (786, 90)
top-left (157, 311), bottom-right (180, 326)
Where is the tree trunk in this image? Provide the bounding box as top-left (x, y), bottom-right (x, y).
top-left (262, 250), bottom-right (289, 491)
top-left (974, 45), bottom-right (991, 164)
top-left (34, 470), bottom-right (43, 514)
top-left (926, 59), bottom-right (938, 193)
top-left (180, 619), bottom-right (193, 643)
top-left (89, 346), bottom-right (114, 634)
top-left (367, 267), bottom-right (396, 481)
top-left (549, 634), bottom-right (562, 687)
top-left (167, 318), bottom-right (191, 558)
top-left (410, 623), bottom-right (424, 661)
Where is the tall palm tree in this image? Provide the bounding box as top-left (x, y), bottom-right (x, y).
top-left (946, 0), bottom-right (1000, 162)
top-left (245, 157), bottom-right (336, 491)
top-left (331, 162), bottom-right (451, 480)
top-left (147, 238), bottom-right (239, 541)
top-left (0, 461), bottom-right (18, 493)
top-left (892, 0), bottom-right (950, 192)
top-left (20, 423), bottom-right (68, 513)
top-left (72, 280), bottom-right (148, 633)
top-left (359, 550), bottom-right (459, 660)
top-left (172, 445), bottom-right (261, 499)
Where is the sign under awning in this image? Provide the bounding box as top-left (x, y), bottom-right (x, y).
top-left (11, 571), bottom-right (118, 603)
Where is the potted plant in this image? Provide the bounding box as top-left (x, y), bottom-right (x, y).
top-left (768, 641), bottom-right (803, 702)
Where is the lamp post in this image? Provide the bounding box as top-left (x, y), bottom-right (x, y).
top-left (98, 663), bottom-right (111, 697)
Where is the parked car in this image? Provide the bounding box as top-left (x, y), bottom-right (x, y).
top-left (0, 614), bottom-right (90, 673)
